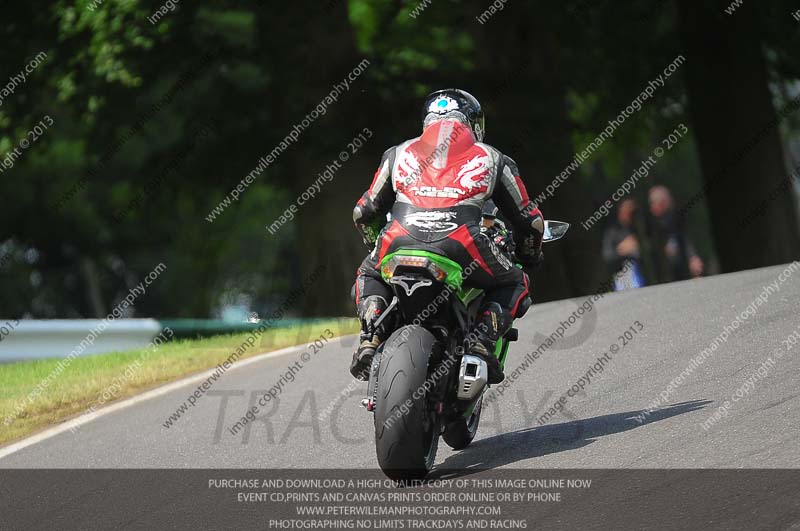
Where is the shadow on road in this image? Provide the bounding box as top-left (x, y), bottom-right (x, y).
top-left (432, 400), bottom-right (711, 476)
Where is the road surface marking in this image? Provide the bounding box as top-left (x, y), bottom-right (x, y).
top-left (0, 336), bottom-right (356, 460)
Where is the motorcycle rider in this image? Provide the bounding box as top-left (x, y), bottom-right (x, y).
top-left (351, 89), bottom-right (545, 384)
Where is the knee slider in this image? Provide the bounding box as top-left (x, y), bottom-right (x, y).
top-left (515, 295), bottom-right (532, 318)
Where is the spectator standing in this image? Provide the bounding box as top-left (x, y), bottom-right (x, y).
top-left (602, 198), bottom-right (646, 290)
top-left (647, 185), bottom-right (704, 283)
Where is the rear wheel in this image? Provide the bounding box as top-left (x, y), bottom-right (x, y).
top-left (373, 325), bottom-right (440, 480)
top-left (442, 395), bottom-right (482, 450)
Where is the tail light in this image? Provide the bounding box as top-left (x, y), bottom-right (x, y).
top-left (382, 255), bottom-right (447, 282)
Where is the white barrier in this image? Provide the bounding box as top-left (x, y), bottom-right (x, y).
top-left (0, 319), bottom-right (162, 363)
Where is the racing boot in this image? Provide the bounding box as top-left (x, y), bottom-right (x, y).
top-left (350, 296), bottom-right (391, 380)
top-left (468, 302), bottom-right (512, 384)
top-left (350, 335), bottom-right (382, 381)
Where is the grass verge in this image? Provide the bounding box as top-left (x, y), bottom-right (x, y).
top-left (0, 318), bottom-right (358, 446)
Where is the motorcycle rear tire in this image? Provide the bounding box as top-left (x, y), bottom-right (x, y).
top-left (373, 325), bottom-right (440, 480)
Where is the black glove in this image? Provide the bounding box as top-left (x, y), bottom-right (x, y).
top-left (517, 250), bottom-right (544, 274)
top-left (500, 238), bottom-right (516, 256)
top-left (532, 250), bottom-right (544, 267)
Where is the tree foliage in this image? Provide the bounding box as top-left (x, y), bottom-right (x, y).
top-left (2, 0), bottom-right (798, 318)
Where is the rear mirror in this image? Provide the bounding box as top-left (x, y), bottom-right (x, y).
top-left (542, 220), bottom-right (570, 243)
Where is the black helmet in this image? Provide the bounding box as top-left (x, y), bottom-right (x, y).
top-left (422, 88), bottom-right (485, 142)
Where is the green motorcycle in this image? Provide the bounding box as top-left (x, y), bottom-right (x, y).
top-left (363, 220), bottom-right (569, 480)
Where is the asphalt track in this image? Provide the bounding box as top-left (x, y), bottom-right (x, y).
top-left (2, 263), bottom-right (799, 470)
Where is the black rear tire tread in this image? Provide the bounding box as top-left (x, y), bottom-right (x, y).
top-left (373, 326), bottom-right (438, 480)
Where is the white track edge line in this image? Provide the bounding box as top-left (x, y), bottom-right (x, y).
top-left (0, 334), bottom-right (358, 460)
